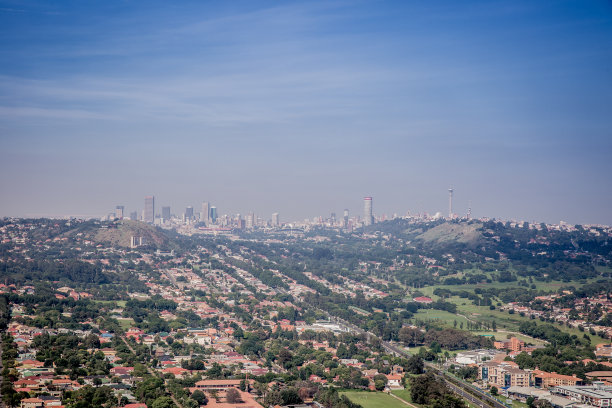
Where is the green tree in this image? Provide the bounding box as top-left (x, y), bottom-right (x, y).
top-left (191, 390), bottom-right (208, 406)
top-left (373, 374), bottom-right (388, 391)
top-left (406, 355), bottom-right (424, 374)
top-left (151, 396), bottom-right (175, 408)
top-left (280, 388), bottom-right (303, 406)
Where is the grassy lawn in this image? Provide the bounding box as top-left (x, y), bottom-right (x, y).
top-left (413, 309), bottom-right (471, 326)
top-left (117, 317), bottom-right (134, 330)
top-left (391, 389), bottom-right (417, 404)
top-left (340, 391), bottom-right (408, 408)
top-left (416, 277), bottom-right (601, 300)
top-left (94, 300), bottom-right (127, 307)
top-left (391, 387), bottom-right (480, 408)
top-left (497, 395), bottom-right (528, 408)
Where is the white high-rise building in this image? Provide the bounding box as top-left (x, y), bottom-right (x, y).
top-left (272, 212), bottom-right (280, 227)
top-left (201, 201), bottom-right (210, 224)
top-left (364, 197), bottom-right (373, 226)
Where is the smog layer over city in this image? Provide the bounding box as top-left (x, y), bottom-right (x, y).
top-left (0, 2), bottom-right (611, 408)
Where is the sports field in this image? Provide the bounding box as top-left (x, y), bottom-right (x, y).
top-left (340, 391), bottom-right (408, 408)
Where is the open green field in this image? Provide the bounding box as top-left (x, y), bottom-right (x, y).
top-left (390, 389), bottom-right (418, 406)
top-left (450, 298), bottom-right (608, 344)
top-left (117, 318), bottom-right (134, 330)
top-left (417, 280), bottom-right (571, 299)
top-left (410, 291), bottom-right (607, 345)
top-left (340, 391), bottom-right (408, 408)
top-left (413, 309), bottom-right (471, 327)
top-left (416, 275), bottom-right (603, 300)
top-left (94, 300), bottom-right (127, 307)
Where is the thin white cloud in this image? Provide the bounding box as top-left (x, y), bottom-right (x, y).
top-left (0, 105), bottom-right (110, 120)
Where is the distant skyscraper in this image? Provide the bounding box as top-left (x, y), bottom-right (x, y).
top-left (130, 211), bottom-right (138, 221)
top-left (162, 206), bottom-right (171, 220)
top-left (246, 212), bottom-right (254, 229)
top-left (448, 188), bottom-right (454, 219)
top-left (343, 209), bottom-right (349, 228)
top-left (144, 196), bottom-right (155, 224)
top-left (272, 212), bottom-right (280, 227)
top-left (209, 206), bottom-right (217, 223)
top-left (364, 197), bottom-right (373, 226)
top-left (185, 206), bottom-right (194, 221)
top-left (235, 214), bottom-right (245, 229)
top-left (115, 205), bottom-right (124, 220)
top-left (201, 201), bottom-right (210, 224)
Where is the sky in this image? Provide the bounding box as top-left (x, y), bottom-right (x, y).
top-left (1, 1), bottom-right (611, 225)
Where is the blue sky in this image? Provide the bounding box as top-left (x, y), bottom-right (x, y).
top-left (1, 0), bottom-right (611, 224)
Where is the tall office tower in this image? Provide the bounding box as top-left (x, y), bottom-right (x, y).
top-left (144, 196), bottom-right (155, 224)
top-left (272, 212), bottom-right (280, 227)
top-left (448, 188), bottom-right (454, 219)
top-left (185, 206), bottom-right (194, 221)
top-left (343, 209), bottom-right (349, 228)
top-left (161, 206), bottom-right (171, 220)
top-left (201, 201), bottom-right (210, 224)
top-left (130, 211), bottom-right (138, 221)
top-left (209, 206), bottom-right (217, 223)
top-left (115, 206), bottom-right (124, 220)
top-left (363, 197), bottom-right (373, 226)
top-left (246, 212), bottom-right (255, 229)
top-left (330, 212), bottom-right (336, 224)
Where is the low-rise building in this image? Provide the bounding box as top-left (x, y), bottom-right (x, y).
top-left (551, 382), bottom-right (612, 407)
top-left (494, 337), bottom-right (525, 352)
top-left (533, 370), bottom-right (583, 388)
top-left (479, 361), bottom-right (533, 387)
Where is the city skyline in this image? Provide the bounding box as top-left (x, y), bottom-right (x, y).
top-left (1, 1), bottom-right (611, 225)
top-left (12, 188), bottom-right (603, 227)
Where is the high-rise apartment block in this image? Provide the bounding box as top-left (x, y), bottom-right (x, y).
top-left (144, 196), bottom-right (155, 224)
top-left (272, 212), bottom-right (280, 227)
top-left (115, 205), bottom-right (124, 220)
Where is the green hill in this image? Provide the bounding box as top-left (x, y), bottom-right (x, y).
top-left (63, 219), bottom-right (174, 249)
top-left (415, 221), bottom-right (483, 246)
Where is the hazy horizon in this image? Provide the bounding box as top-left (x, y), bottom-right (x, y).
top-left (2, 1), bottom-right (611, 225)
